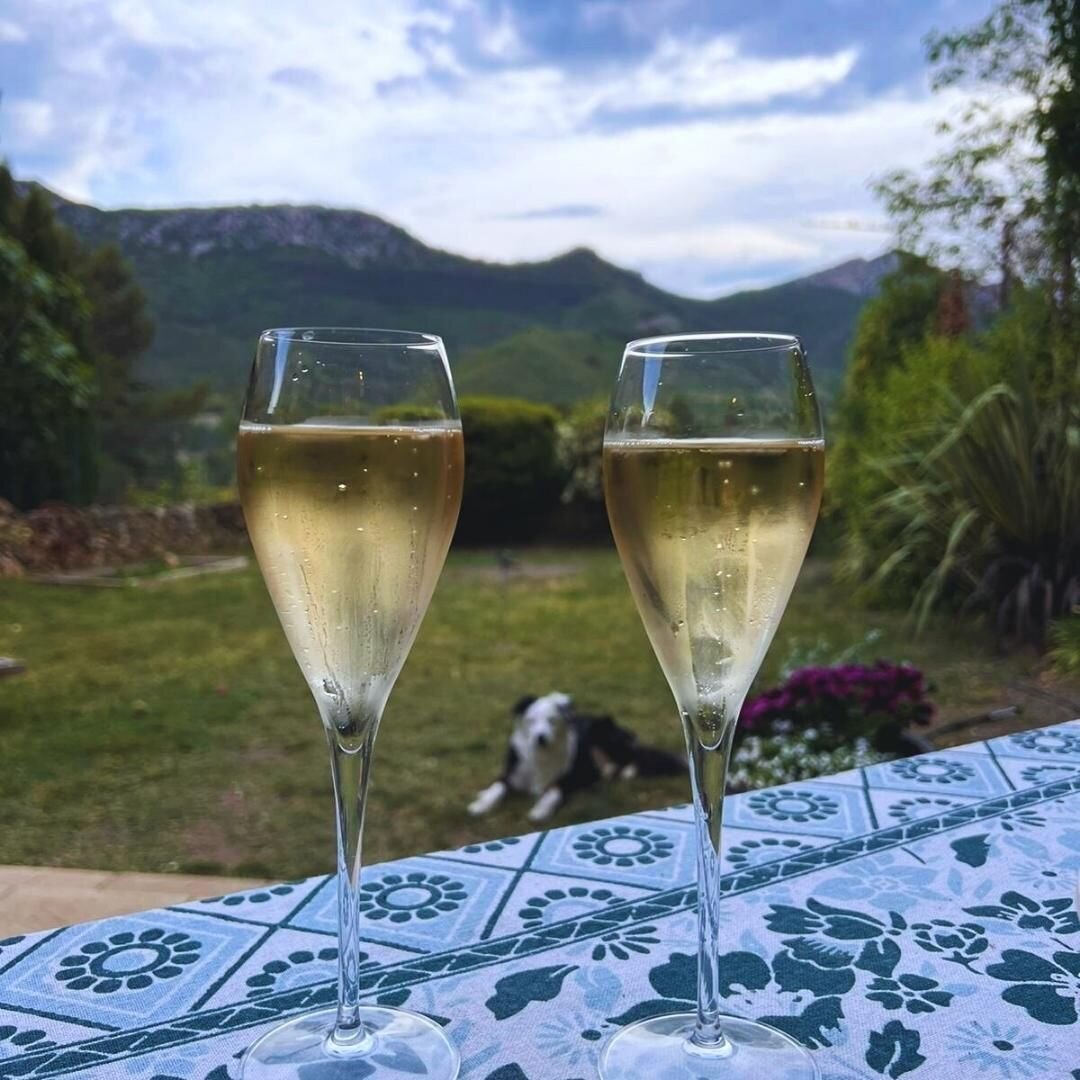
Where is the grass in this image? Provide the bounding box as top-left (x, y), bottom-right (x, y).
top-left (0, 547), bottom-right (1075, 880)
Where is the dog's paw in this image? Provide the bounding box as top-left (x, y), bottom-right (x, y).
top-left (528, 788), bottom-right (563, 822)
top-left (468, 782), bottom-right (506, 816)
top-left (619, 763), bottom-right (639, 780)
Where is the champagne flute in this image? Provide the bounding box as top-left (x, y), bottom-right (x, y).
top-left (601, 334), bottom-right (824, 1079)
top-left (236, 328), bottom-right (464, 1079)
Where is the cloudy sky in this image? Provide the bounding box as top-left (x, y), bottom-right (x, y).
top-left (1, 0), bottom-right (995, 296)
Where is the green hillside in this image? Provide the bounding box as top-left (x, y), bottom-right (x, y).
top-left (37, 185), bottom-right (877, 405)
top-left (455, 328), bottom-right (622, 404)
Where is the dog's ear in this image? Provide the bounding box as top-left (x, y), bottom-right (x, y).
top-left (512, 695), bottom-right (537, 716)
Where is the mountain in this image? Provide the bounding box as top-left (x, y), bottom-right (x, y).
top-left (803, 253), bottom-right (900, 297)
top-left (32, 184), bottom-right (883, 403)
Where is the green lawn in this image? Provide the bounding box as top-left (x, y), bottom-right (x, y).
top-left (0, 548), bottom-right (1072, 879)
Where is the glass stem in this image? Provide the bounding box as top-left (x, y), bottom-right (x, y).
top-left (325, 714), bottom-right (378, 1048)
top-left (686, 712), bottom-right (739, 1052)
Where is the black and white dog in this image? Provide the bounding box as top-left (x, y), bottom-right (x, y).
top-left (468, 692), bottom-right (686, 822)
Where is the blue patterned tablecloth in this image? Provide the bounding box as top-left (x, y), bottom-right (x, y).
top-left (2, 722), bottom-right (1079, 1079)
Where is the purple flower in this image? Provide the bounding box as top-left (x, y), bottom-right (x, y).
top-left (740, 662), bottom-right (934, 742)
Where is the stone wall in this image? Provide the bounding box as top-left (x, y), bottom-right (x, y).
top-left (0, 500), bottom-right (247, 577)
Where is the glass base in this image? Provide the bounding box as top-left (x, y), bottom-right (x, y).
top-left (599, 1012), bottom-right (819, 1080)
top-left (240, 1005), bottom-right (460, 1079)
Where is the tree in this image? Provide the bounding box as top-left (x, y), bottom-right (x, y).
top-left (1027, 0), bottom-right (1080, 324)
top-left (0, 163), bottom-right (187, 507)
top-left (876, 0), bottom-right (1080, 331)
top-left (834, 0), bottom-right (1080, 643)
top-left (0, 162), bottom-right (101, 507)
top-left (73, 223), bottom-right (211, 499)
top-left (78, 242), bottom-right (161, 494)
top-left (827, 255), bottom-right (945, 546)
top-left (0, 231), bottom-right (98, 507)
top-left (0, 166), bottom-right (18, 232)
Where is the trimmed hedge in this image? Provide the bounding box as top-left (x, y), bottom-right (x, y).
top-left (457, 396), bottom-right (564, 543)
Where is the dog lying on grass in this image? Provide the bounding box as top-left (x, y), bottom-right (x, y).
top-left (468, 692), bottom-right (686, 822)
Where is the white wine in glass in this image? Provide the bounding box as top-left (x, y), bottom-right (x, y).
top-left (237, 329), bottom-right (463, 1080)
top-left (237, 423), bottom-right (462, 719)
top-left (601, 335), bottom-right (824, 1080)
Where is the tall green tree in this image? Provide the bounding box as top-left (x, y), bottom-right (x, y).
top-left (0, 165), bottom-right (190, 507)
top-left (0, 165), bottom-right (98, 507)
top-left (79, 242), bottom-right (158, 494)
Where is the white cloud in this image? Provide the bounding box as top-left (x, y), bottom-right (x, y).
top-left (6, 100), bottom-right (52, 140)
top-left (474, 4), bottom-right (526, 62)
top-left (0, 18), bottom-right (27, 42)
top-left (590, 36), bottom-right (858, 114)
top-left (0, 0), bottom-right (979, 295)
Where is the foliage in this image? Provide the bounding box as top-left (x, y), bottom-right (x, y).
top-left (556, 398), bottom-right (607, 522)
top-left (0, 167), bottom-right (205, 507)
top-left (840, 256), bottom-right (948, 397)
top-left (775, 628), bottom-right (885, 680)
top-left (78, 237), bottom-right (210, 501)
top-left (875, 102), bottom-right (1041, 300)
top-left (828, 257), bottom-right (948, 538)
top-left (81, 242), bottom-right (158, 496)
top-left (456, 328), bottom-right (621, 405)
top-left (1048, 614), bottom-right (1080, 674)
top-left (125, 457), bottom-right (235, 509)
top-left (727, 732), bottom-right (886, 792)
top-left (0, 180), bottom-right (98, 507)
top-left (740, 662), bottom-right (934, 754)
top-left (834, 2), bottom-right (1080, 645)
top-left (870, 376), bottom-right (1080, 644)
top-left (838, 324), bottom-right (1015, 594)
top-left (876, 0), bottom-right (1080, 322)
top-left (829, 261), bottom-right (1008, 594)
top-left (457, 396), bottom-right (565, 543)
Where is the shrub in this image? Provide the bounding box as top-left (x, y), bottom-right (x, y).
top-left (728, 647), bottom-right (909, 792)
top-left (837, 333), bottom-right (994, 595)
top-left (553, 398), bottom-right (608, 537)
top-left (775, 628), bottom-right (884, 680)
top-left (456, 396), bottom-right (565, 543)
top-left (728, 733), bottom-right (886, 792)
top-left (740, 661), bottom-right (934, 754)
top-left (832, 282), bottom-right (1079, 646)
top-left (556, 399), bottom-right (606, 506)
top-left (870, 378), bottom-right (1079, 645)
top-left (1048, 614), bottom-right (1080, 676)
top-left (828, 257), bottom-right (946, 535)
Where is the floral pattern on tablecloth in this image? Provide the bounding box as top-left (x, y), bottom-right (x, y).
top-left (1, 721), bottom-right (1078, 1079)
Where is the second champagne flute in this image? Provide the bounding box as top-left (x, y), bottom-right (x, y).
top-left (601, 333), bottom-right (824, 1079)
top-left (237, 328), bottom-right (463, 1079)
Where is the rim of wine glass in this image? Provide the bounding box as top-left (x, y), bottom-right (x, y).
top-left (260, 327), bottom-right (444, 349)
top-left (625, 332), bottom-right (800, 356)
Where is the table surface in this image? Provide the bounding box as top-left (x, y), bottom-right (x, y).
top-left (2, 721), bottom-right (1079, 1080)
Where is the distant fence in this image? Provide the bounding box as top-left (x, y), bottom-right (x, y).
top-left (0, 499), bottom-right (248, 577)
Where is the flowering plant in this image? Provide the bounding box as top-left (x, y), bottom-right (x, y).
top-left (740, 662), bottom-right (934, 752)
top-left (725, 663), bottom-right (933, 791)
top-left (727, 733), bottom-right (884, 792)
